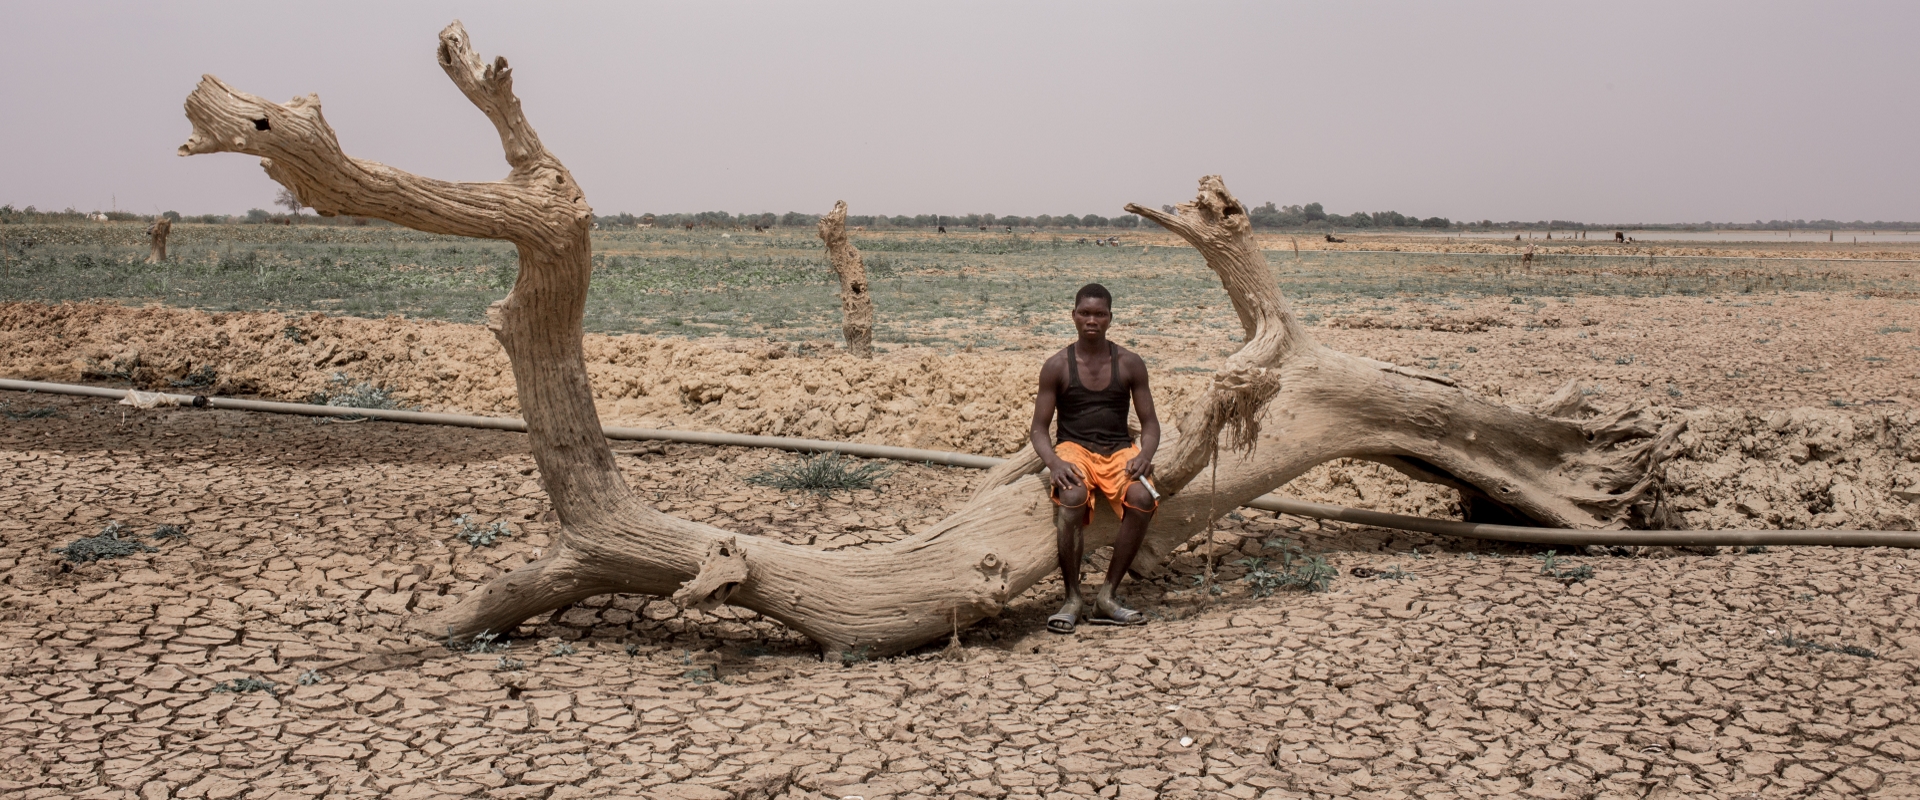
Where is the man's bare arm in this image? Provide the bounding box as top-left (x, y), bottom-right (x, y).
top-left (1124, 351), bottom-right (1159, 479)
top-left (1031, 354), bottom-right (1082, 490)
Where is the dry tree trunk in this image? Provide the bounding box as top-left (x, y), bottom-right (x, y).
top-left (817, 201), bottom-right (874, 358)
top-left (178, 24), bottom-right (1678, 660)
top-left (146, 218), bottom-right (171, 264)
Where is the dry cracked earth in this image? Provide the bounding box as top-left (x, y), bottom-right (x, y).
top-left (4, 392), bottom-right (1920, 800)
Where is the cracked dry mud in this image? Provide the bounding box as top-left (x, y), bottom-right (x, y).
top-left (3, 394), bottom-right (1918, 800)
top-left (3, 278), bottom-right (1920, 799)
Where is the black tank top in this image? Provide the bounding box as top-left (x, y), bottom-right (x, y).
top-left (1057, 342), bottom-right (1132, 456)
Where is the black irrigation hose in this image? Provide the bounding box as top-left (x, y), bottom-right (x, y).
top-left (6, 377), bottom-right (1918, 549)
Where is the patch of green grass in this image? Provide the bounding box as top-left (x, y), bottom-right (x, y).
top-left (748, 451), bottom-right (890, 495)
top-left (151, 524), bottom-right (187, 540)
top-left (53, 522), bottom-right (157, 563)
top-left (7, 224), bottom-right (1911, 344)
top-left (495, 656), bottom-right (526, 671)
top-left (297, 669), bottom-right (325, 686)
top-left (2, 404), bottom-right (59, 420)
top-left (1878, 325), bottom-right (1913, 334)
top-left (549, 642), bottom-right (576, 657)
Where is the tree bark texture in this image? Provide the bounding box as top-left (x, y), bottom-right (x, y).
top-left (817, 201), bottom-right (874, 358)
top-left (179, 25), bottom-right (1680, 659)
top-left (145, 218), bottom-right (171, 264)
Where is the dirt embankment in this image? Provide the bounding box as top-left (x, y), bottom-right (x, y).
top-left (5, 301), bottom-right (1918, 532)
top-left (0, 302), bottom-right (1206, 456)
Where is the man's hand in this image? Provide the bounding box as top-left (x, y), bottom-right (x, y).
top-left (1048, 460), bottom-right (1085, 493)
top-left (1124, 452), bottom-right (1154, 480)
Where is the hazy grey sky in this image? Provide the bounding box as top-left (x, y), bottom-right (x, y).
top-left (3, 2), bottom-right (1915, 223)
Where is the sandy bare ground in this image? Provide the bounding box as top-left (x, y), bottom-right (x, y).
top-left (3, 389), bottom-right (1919, 800)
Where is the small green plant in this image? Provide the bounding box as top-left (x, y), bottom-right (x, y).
top-left (495, 656), bottom-right (526, 671)
top-left (839, 645), bottom-right (874, 665)
top-left (151, 524), bottom-right (186, 540)
top-left (748, 451), bottom-right (891, 495)
top-left (550, 642), bottom-right (576, 657)
top-left (281, 325), bottom-right (308, 343)
top-left (1614, 354), bottom-right (1635, 365)
top-left (1237, 539), bottom-right (1337, 595)
top-left (455, 515), bottom-right (513, 547)
top-left (1554, 565), bottom-right (1595, 583)
top-left (1745, 545), bottom-right (1768, 554)
top-left (1777, 635), bottom-right (1876, 659)
top-left (623, 643), bottom-right (641, 657)
top-left (1878, 325), bottom-right (1913, 334)
top-left (170, 364), bottom-right (217, 388)
top-left (297, 669), bottom-right (325, 686)
top-left (1667, 384), bottom-right (1684, 398)
top-left (1534, 550), bottom-right (1593, 583)
top-left (445, 629), bottom-right (511, 654)
top-left (53, 522), bottom-right (158, 563)
top-left (210, 677), bottom-right (278, 696)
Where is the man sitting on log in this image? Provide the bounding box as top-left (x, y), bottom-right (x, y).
top-left (1031, 283), bottom-right (1161, 633)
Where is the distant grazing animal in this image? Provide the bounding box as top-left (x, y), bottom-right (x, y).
top-left (1324, 234), bottom-right (1345, 243)
top-left (1522, 243), bottom-right (1535, 266)
top-left (937, 226), bottom-right (946, 233)
top-left (683, 222), bottom-right (696, 230)
top-left (1614, 231), bottom-right (1625, 243)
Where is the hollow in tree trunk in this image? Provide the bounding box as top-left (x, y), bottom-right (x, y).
top-left (178, 23), bottom-right (1680, 659)
top-left (146, 218), bottom-right (171, 264)
top-left (817, 201), bottom-right (874, 358)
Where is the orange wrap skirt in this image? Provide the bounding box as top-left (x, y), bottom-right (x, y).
top-left (1051, 441), bottom-right (1158, 524)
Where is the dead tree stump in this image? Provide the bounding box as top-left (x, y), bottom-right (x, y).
top-left (177, 24), bottom-right (1681, 659)
top-left (817, 201), bottom-right (874, 358)
top-left (145, 218), bottom-right (171, 264)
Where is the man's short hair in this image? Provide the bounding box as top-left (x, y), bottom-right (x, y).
top-left (1074, 283), bottom-right (1113, 308)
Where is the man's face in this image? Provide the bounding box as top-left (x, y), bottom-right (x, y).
top-left (1072, 297), bottom-right (1112, 339)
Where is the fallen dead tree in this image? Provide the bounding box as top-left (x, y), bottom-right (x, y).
top-left (178, 22), bottom-right (1682, 658)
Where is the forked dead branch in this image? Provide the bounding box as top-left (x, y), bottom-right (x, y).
top-left (178, 21), bottom-right (1680, 658)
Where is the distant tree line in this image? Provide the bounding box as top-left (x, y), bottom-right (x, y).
top-left (4, 203), bottom-right (1914, 233)
top-left (595, 211), bottom-right (1151, 230)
